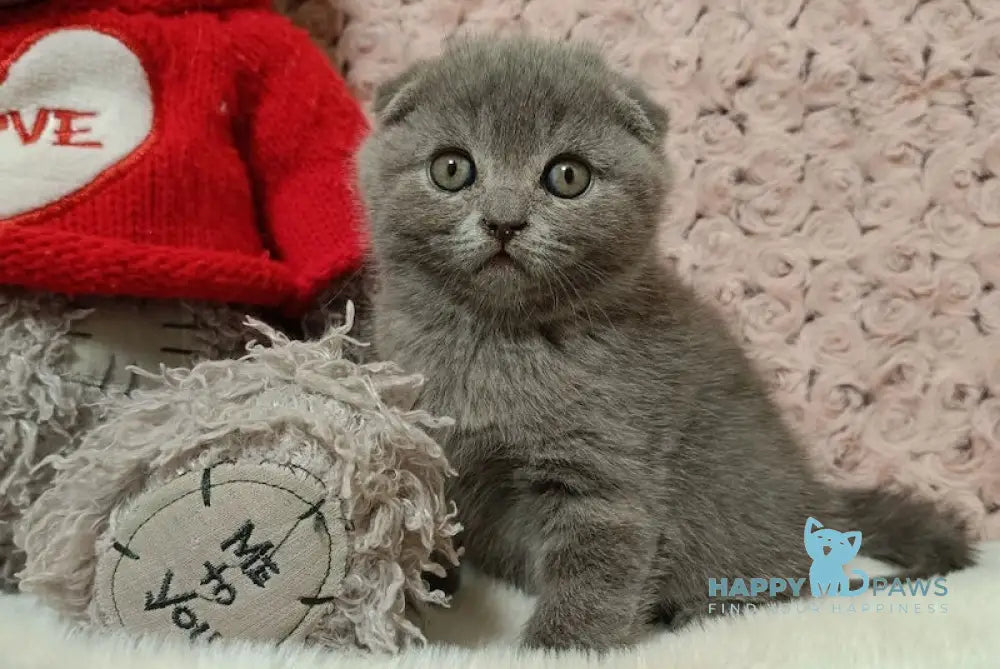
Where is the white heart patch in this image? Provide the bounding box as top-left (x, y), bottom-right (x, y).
top-left (0, 29), bottom-right (153, 221)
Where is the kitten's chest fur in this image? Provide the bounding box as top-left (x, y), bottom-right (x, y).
top-left (374, 302), bottom-right (598, 444)
top-left (373, 295), bottom-right (637, 587)
top-left (370, 277), bottom-right (686, 469)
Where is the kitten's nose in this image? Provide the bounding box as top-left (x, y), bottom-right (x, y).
top-left (482, 219), bottom-right (528, 244)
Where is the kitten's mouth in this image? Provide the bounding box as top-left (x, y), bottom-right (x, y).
top-left (823, 546), bottom-right (832, 556)
top-left (478, 249), bottom-right (524, 273)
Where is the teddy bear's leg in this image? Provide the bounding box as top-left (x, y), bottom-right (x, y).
top-left (92, 462), bottom-right (350, 646)
top-left (18, 316), bottom-right (461, 651)
top-left (1, 291), bottom-right (249, 591)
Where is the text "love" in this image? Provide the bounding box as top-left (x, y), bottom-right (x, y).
top-left (0, 108), bottom-right (103, 148)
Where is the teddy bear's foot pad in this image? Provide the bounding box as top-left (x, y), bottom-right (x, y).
top-left (94, 463), bottom-right (347, 645)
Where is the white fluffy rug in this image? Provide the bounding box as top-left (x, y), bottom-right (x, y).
top-left (2, 542), bottom-right (998, 669)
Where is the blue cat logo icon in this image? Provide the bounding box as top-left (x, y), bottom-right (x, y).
top-left (804, 517), bottom-right (869, 597)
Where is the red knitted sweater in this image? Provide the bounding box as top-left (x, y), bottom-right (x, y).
top-left (0, 0), bottom-right (368, 314)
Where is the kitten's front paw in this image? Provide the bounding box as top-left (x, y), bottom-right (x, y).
top-left (522, 621), bottom-right (573, 652)
top-left (522, 610), bottom-right (634, 652)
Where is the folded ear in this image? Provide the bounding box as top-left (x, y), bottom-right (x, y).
top-left (566, 41), bottom-right (667, 145)
top-left (372, 61), bottom-right (429, 127)
top-left (611, 74), bottom-right (669, 147)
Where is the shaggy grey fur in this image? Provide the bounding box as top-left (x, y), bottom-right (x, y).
top-left (0, 291), bottom-right (249, 591)
top-left (358, 37), bottom-right (975, 651)
top-left (0, 292), bottom-right (95, 590)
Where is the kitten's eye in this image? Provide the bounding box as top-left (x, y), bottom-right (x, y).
top-left (543, 157), bottom-right (592, 199)
top-left (429, 151), bottom-right (476, 192)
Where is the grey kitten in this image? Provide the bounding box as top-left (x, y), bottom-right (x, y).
top-left (357, 37), bottom-right (974, 651)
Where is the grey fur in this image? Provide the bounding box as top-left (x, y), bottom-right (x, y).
top-left (357, 37), bottom-right (975, 651)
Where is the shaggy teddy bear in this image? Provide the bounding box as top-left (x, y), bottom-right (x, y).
top-left (16, 309), bottom-right (460, 651)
